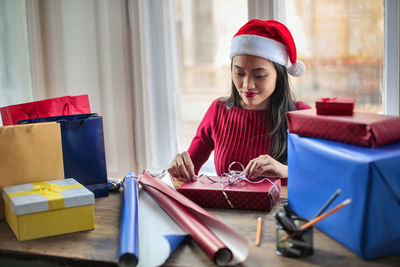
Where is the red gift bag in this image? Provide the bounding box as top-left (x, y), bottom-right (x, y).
top-left (0, 95), bottom-right (91, 126)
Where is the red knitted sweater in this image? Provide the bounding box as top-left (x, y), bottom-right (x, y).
top-left (188, 98), bottom-right (311, 181)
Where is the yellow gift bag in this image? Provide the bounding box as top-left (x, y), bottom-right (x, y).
top-left (0, 122), bottom-right (64, 219)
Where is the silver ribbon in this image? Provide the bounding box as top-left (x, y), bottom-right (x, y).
top-left (198, 161), bottom-right (280, 208)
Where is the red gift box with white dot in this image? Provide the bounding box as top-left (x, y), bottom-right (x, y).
top-left (177, 177), bottom-right (280, 211)
top-left (287, 109), bottom-right (400, 147)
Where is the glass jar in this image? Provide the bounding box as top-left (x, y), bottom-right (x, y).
top-left (275, 217), bottom-right (313, 257)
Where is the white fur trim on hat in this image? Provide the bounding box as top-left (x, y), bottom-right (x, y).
top-left (287, 60), bottom-right (306, 76)
top-left (230, 34), bottom-right (305, 76)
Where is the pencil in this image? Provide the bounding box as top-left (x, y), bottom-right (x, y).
top-left (282, 198), bottom-right (352, 241)
top-left (315, 188), bottom-right (341, 217)
top-left (256, 217), bottom-right (262, 246)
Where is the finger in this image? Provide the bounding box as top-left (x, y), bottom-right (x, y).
top-left (182, 152), bottom-right (196, 180)
top-left (170, 157), bottom-right (185, 179)
top-left (244, 159), bottom-right (256, 177)
top-left (168, 167), bottom-right (181, 180)
top-left (168, 164), bottom-right (181, 180)
top-left (252, 164), bottom-right (272, 179)
top-left (167, 167), bottom-right (175, 178)
top-left (175, 155), bottom-right (191, 181)
top-left (169, 155), bottom-right (191, 182)
top-left (245, 155), bottom-right (268, 177)
top-left (248, 161), bottom-right (263, 179)
top-left (258, 165), bottom-right (280, 178)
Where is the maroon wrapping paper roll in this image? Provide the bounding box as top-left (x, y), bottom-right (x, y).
top-left (143, 185), bottom-right (231, 264)
top-left (137, 172), bottom-right (237, 265)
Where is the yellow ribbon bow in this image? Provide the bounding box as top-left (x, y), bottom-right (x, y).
top-left (7, 182), bottom-right (83, 211)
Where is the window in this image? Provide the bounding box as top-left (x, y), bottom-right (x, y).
top-left (286, 0), bottom-right (384, 113)
top-left (173, 0), bottom-right (248, 172)
top-left (171, 0), bottom-right (387, 173)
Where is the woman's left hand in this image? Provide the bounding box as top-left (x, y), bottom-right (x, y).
top-left (244, 154), bottom-right (288, 179)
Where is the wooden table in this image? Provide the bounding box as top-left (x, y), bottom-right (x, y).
top-left (0, 187), bottom-right (399, 267)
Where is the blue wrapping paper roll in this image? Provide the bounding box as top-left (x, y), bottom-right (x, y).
top-left (119, 172), bottom-right (139, 266)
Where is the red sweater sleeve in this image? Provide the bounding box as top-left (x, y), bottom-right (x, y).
top-left (187, 99), bottom-right (218, 174)
top-left (294, 101), bottom-right (312, 110)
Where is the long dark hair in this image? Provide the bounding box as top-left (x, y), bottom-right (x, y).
top-left (226, 61), bottom-right (296, 164)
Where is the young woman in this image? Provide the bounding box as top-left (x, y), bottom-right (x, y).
top-left (168, 19), bottom-right (310, 184)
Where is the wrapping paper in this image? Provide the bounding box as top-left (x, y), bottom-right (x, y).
top-left (287, 108), bottom-right (400, 147)
top-left (119, 172), bottom-right (139, 266)
top-left (0, 122), bottom-right (64, 219)
top-left (316, 97), bottom-right (354, 115)
top-left (288, 132), bottom-right (400, 259)
top-left (2, 179), bottom-right (95, 240)
top-left (18, 114), bottom-right (108, 197)
top-left (136, 175), bottom-right (186, 267)
top-left (119, 172), bottom-right (186, 267)
top-left (177, 177), bottom-right (280, 211)
top-left (0, 95), bottom-right (90, 126)
top-left (137, 172), bottom-right (249, 266)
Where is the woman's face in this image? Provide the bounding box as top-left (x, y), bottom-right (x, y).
top-left (232, 55), bottom-right (277, 110)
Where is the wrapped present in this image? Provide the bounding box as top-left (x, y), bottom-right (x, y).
top-left (177, 176), bottom-right (280, 211)
top-left (2, 178), bottom-right (95, 241)
top-left (287, 132), bottom-right (400, 259)
top-left (287, 108), bottom-right (400, 147)
top-left (316, 97), bottom-right (354, 116)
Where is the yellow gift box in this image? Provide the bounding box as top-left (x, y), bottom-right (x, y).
top-left (1, 178), bottom-right (95, 241)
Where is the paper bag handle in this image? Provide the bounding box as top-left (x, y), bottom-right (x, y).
top-left (63, 103), bottom-right (70, 115)
top-left (27, 107), bottom-right (40, 118)
top-left (25, 125), bottom-right (37, 133)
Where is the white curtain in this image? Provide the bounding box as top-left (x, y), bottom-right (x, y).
top-left (32, 0), bottom-right (152, 177)
top-left (0, 0), bottom-right (33, 123)
top-left (0, 0), bottom-right (155, 177)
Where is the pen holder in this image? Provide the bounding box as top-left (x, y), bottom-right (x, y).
top-left (275, 217), bottom-right (313, 257)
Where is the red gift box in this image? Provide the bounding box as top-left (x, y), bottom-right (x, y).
top-left (316, 97), bottom-right (354, 116)
top-left (287, 109), bottom-right (400, 147)
top-left (177, 177), bottom-right (281, 211)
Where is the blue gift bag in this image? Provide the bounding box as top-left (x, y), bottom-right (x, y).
top-left (18, 113), bottom-right (108, 197)
top-left (287, 132), bottom-right (400, 259)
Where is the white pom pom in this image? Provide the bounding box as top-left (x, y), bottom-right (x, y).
top-left (287, 60), bottom-right (305, 76)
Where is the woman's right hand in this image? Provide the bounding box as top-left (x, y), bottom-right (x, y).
top-left (168, 151), bottom-right (197, 182)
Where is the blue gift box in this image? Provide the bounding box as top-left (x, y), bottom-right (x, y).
top-left (288, 133), bottom-right (400, 259)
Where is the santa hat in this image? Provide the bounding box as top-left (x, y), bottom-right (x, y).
top-left (230, 19), bottom-right (305, 76)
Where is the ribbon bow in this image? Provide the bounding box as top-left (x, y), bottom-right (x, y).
top-left (320, 97), bottom-right (337, 102)
top-left (7, 182), bottom-right (83, 211)
top-left (32, 183), bottom-right (64, 195)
